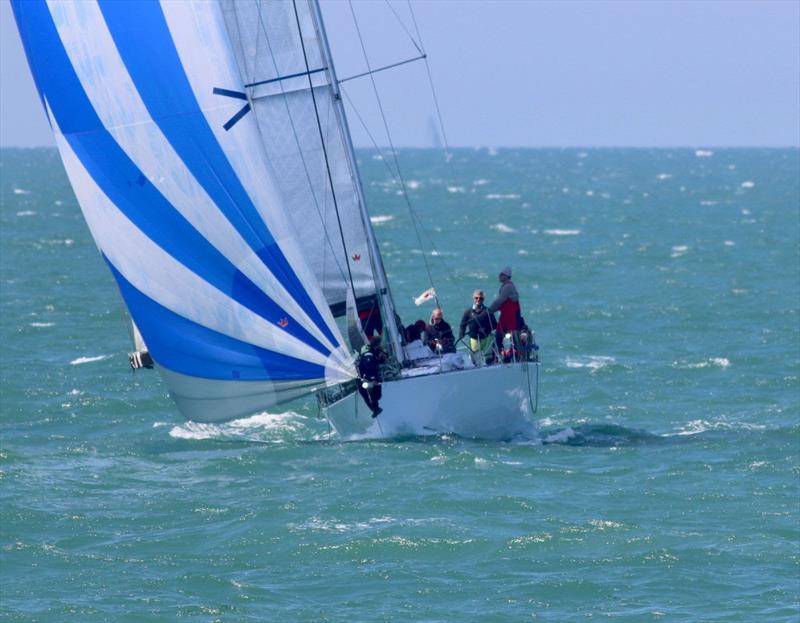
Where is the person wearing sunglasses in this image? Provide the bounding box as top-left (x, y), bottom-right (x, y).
top-left (459, 289), bottom-right (497, 365)
top-left (424, 307), bottom-right (456, 354)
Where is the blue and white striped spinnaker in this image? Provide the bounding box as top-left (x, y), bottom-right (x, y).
top-left (12, 0), bottom-right (361, 421)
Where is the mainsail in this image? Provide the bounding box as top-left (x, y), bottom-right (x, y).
top-left (12, 0), bottom-right (375, 416)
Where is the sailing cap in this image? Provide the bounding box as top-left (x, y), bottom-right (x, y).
top-left (500, 266), bottom-right (512, 277)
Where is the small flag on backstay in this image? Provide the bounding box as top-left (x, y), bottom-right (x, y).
top-left (414, 287), bottom-right (437, 306)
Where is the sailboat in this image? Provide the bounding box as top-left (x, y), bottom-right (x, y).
top-left (13, 0), bottom-right (539, 440)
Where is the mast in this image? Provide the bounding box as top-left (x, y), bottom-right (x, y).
top-left (308, 0), bottom-right (406, 364)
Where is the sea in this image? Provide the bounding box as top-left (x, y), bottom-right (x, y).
top-left (1, 147), bottom-right (798, 622)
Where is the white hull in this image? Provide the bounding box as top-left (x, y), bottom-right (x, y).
top-left (324, 362), bottom-right (539, 440)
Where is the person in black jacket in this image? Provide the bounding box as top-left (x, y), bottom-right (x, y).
top-left (357, 335), bottom-right (387, 417)
top-left (424, 308), bottom-right (456, 354)
top-left (458, 289), bottom-right (497, 364)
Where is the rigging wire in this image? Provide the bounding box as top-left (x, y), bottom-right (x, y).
top-left (250, 1), bottom-right (349, 293)
top-left (339, 85), bottom-right (455, 281)
top-left (406, 0), bottom-right (454, 161)
top-left (291, 0), bottom-right (359, 304)
top-left (346, 0), bottom-right (440, 302)
top-left (382, 0), bottom-right (423, 55)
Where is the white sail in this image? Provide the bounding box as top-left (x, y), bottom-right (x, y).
top-left (219, 0), bottom-right (383, 316)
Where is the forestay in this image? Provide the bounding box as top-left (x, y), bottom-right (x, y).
top-left (12, 0), bottom-right (358, 411)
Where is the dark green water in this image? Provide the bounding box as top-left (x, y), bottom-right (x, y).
top-left (1, 148), bottom-right (798, 621)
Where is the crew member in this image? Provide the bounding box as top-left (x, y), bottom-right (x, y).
top-left (458, 289), bottom-right (497, 365)
top-left (357, 335), bottom-right (387, 417)
top-left (424, 308), bottom-right (456, 354)
top-left (358, 301), bottom-right (383, 338)
top-left (489, 266), bottom-right (521, 354)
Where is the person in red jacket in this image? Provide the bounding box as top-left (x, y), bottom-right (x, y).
top-left (489, 266), bottom-right (521, 356)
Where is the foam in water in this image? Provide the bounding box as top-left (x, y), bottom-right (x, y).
top-left (12, 188), bottom-right (31, 195)
top-left (695, 149), bottom-right (714, 157)
top-left (678, 357), bottom-right (731, 369)
top-left (565, 355), bottom-right (616, 373)
top-left (544, 427), bottom-right (577, 443)
top-left (168, 411), bottom-right (310, 441)
top-left (29, 322), bottom-right (55, 327)
top-left (486, 193), bottom-right (520, 200)
top-left (370, 215), bottom-right (394, 225)
top-left (544, 229), bottom-right (580, 236)
top-left (70, 354), bottom-right (111, 365)
top-left (671, 244), bottom-right (689, 257)
top-left (447, 186), bottom-right (465, 193)
top-left (490, 223), bottom-right (515, 233)
top-left (740, 180), bottom-right (755, 188)
top-left (16, 210), bottom-right (36, 216)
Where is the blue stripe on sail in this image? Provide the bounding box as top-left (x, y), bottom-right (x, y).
top-left (11, 0), bottom-right (331, 358)
top-left (98, 0), bottom-right (338, 348)
top-left (107, 260), bottom-right (326, 381)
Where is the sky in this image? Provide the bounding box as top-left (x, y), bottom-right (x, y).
top-left (1, 0), bottom-right (798, 148)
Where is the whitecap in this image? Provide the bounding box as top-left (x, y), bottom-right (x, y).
top-left (406, 180), bottom-right (420, 190)
top-left (565, 355), bottom-right (615, 373)
top-left (695, 149), bottom-right (714, 157)
top-left (699, 200), bottom-right (717, 206)
top-left (70, 355), bottom-right (111, 365)
top-left (490, 223), bottom-right (515, 233)
top-left (544, 427), bottom-right (577, 443)
top-left (518, 249), bottom-right (529, 256)
top-left (370, 215), bottom-right (394, 225)
top-left (472, 178), bottom-right (489, 186)
top-left (671, 244), bottom-right (689, 257)
top-left (446, 186), bottom-right (465, 193)
top-left (577, 152), bottom-right (588, 159)
top-left (169, 411), bottom-right (307, 441)
top-left (724, 240), bottom-right (736, 247)
top-left (740, 181), bottom-right (755, 188)
top-left (487, 147), bottom-right (498, 156)
top-left (371, 154), bottom-right (383, 161)
top-left (585, 190), bottom-right (594, 196)
top-left (656, 173), bottom-right (672, 180)
top-left (486, 193), bottom-right (520, 200)
top-left (677, 357), bottom-right (730, 369)
top-left (29, 322), bottom-right (54, 327)
top-left (741, 208), bottom-right (751, 215)
top-left (12, 188), bottom-right (30, 195)
top-left (16, 210), bottom-right (36, 217)
top-left (544, 229), bottom-right (580, 236)
top-left (669, 419), bottom-right (764, 436)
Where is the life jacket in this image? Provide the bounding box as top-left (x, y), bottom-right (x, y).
top-left (497, 298), bottom-right (520, 332)
top-left (358, 347), bottom-right (382, 381)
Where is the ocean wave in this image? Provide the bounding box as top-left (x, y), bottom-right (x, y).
top-left (565, 355), bottom-right (615, 373)
top-left (29, 322), bottom-right (55, 327)
top-left (486, 193), bottom-right (520, 200)
top-left (370, 215), bottom-right (394, 225)
top-left (70, 355), bottom-right (111, 365)
top-left (16, 210), bottom-right (36, 217)
top-left (671, 244), bottom-right (689, 257)
top-left (740, 180), bottom-right (755, 188)
top-left (675, 357), bottom-right (730, 369)
top-left (695, 149), bottom-right (714, 157)
top-left (490, 223), bottom-right (515, 233)
top-left (12, 188), bottom-right (31, 195)
top-left (447, 186), bottom-right (465, 193)
top-left (169, 411), bottom-right (311, 441)
top-left (544, 229), bottom-right (580, 236)
top-left (668, 419), bottom-right (765, 436)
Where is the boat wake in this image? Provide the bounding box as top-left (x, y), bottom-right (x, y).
top-left (164, 411), bottom-right (328, 444)
top-left (540, 424), bottom-right (668, 447)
